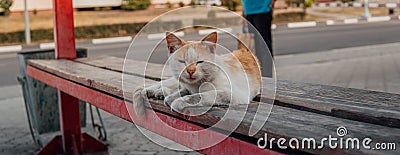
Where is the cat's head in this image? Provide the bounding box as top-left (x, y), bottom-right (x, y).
top-left (166, 32), bottom-right (218, 84)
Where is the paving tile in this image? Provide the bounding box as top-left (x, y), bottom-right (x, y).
top-left (366, 56), bottom-right (385, 92)
top-left (330, 59), bottom-right (356, 88)
top-left (383, 53), bottom-right (400, 94)
top-left (347, 57), bottom-right (369, 90)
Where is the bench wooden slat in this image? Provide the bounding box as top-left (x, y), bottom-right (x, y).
top-left (76, 55), bottom-right (172, 81)
top-left (28, 59), bottom-right (155, 98)
top-left (28, 59), bottom-right (400, 155)
top-left (275, 81), bottom-right (400, 128)
top-left (76, 55), bottom-right (400, 128)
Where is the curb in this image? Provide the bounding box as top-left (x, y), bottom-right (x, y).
top-left (271, 24), bottom-right (277, 29)
top-left (344, 18), bottom-right (359, 24)
top-left (316, 2), bottom-right (398, 8)
top-left (39, 42), bottom-right (55, 49)
top-left (326, 20), bottom-right (335, 25)
top-left (281, 15), bottom-right (398, 29)
top-left (92, 36), bottom-right (132, 44)
top-left (367, 16), bottom-right (391, 22)
top-left (0, 45), bottom-right (22, 53)
top-left (287, 21), bottom-right (317, 28)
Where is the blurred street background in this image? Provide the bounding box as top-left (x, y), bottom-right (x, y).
top-left (1, 0), bottom-right (400, 154)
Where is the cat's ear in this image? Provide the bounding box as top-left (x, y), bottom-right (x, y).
top-left (201, 32), bottom-right (217, 53)
top-left (201, 32), bottom-right (217, 44)
top-left (166, 32), bottom-right (184, 53)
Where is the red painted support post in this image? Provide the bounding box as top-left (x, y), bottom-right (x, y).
top-left (53, 0), bottom-right (80, 153)
top-left (35, 0), bottom-right (108, 154)
top-left (58, 91), bottom-right (82, 153)
top-left (53, 0), bottom-right (76, 59)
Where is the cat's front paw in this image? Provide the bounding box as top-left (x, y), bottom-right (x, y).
top-left (170, 96), bottom-right (191, 114)
top-left (164, 95), bottom-right (176, 107)
top-left (170, 95), bottom-right (202, 114)
top-left (154, 88), bottom-right (172, 100)
top-left (132, 87), bottom-right (150, 116)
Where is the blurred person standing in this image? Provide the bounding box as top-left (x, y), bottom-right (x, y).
top-left (242, 0), bottom-right (276, 77)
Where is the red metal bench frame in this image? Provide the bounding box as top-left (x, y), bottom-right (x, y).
top-left (28, 1), bottom-right (282, 154)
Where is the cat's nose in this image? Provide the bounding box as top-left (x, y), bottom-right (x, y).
top-left (187, 68), bottom-right (196, 76)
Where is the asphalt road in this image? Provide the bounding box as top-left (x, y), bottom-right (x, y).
top-left (1, 21), bottom-right (400, 87)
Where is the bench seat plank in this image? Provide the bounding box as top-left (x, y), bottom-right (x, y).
top-left (275, 81), bottom-right (400, 128)
top-left (77, 55), bottom-right (400, 128)
top-left (28, 59), bottom-right (156, 98)
top-left (28, 59), bottom-right (400, 155)
top-left (76, 55), bottom-right (172, 80)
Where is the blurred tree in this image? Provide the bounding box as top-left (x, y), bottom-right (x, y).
top-left (179, 1), bottom-right (185, 7)
top-left (121, 0), bottom-right (151, 11)
top-left (285, 0), bottom-right (302, 7)
top-left (165, 1), bottom-right (173, 8)
top-left (340, 0), bottom-right (355, 3)
top-left (221, 0), bottom-right (240, 11)
top-left (0, 0), bottom-right (13, 16)
top-left (189, 0), bottom-right (196, 5)
top-left (303, 0), bottom-right (314, 12)
top-left (285, 0), bottom-right (313, 12)
top-left (33, 9), bottom-right (38, 16)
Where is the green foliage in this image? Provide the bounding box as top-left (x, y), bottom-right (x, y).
top-left (179, 2), bottom-right (185, 7)
top-left (189, 0), bottom-right (196, 5)
top-left (165, 1), bottom-right (173, 8)
top-left (285, 0), bottom-right (304, 7)
top-left (121, 0), bottom-right (151, 11)
top-left (340, 0), bottom-right (355, 3)
top-left (0, 22), bottom-right (146, 44)
top-left (221, 0), bottom-right (240, 11)
top-left (285, 0), bottom-right (313, 12)
top-left (303, 0), bottom-right (313, 9)
top-left (0, 0), bottom-right (13, 16)
top-left (33, 9), bottom-right (38, 16)
top-left (0, 20), bottom-right (183, 45)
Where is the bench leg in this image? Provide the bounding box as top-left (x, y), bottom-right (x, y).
top-left (59, 91), bottom-right (82, 153)
top-left (36, 91), bottom-right (108, 155)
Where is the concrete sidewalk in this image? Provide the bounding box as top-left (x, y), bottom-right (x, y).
top-left (1, 42), bottom-right (399, 154)
top-left (275, 42), bottom-right (400, 94)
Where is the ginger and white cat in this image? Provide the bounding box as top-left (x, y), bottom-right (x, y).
top-left (133, 32), bottom-right (261, 115)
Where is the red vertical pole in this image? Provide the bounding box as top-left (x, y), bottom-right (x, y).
top-left (36, 0), bottom-right (108, 154)
top-left (53, 0), bottom-right (76, 59)
top-left (58, 92), bottom-right (83, 153)
top-left (53, 0), bottom-right (80, 153)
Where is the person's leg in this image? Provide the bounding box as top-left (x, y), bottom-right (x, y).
top-left (252, 12), bottom-right (273, 56)
top-left (246, 12), bottom-right (274, 77)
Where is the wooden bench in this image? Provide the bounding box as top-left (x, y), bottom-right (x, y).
top-left (27, 55), bottom-right (400, 155)
top-left (28, 1), bottom-right (399, 154)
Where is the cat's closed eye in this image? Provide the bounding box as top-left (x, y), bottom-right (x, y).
top-left (196, 60), bottom-right (204, 64)
top-left (178, 60), bottom-right (185, 63)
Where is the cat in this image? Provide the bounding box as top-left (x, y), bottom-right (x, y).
top-left (132, 32), bottom-right (261, 116)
